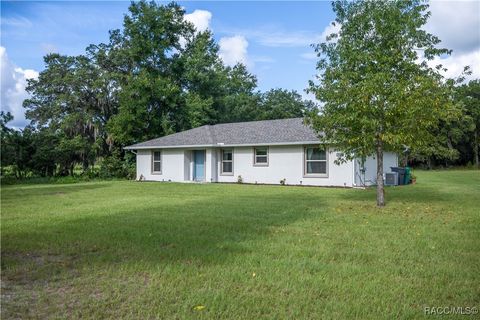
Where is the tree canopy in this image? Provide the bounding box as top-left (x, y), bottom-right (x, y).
top-left (3, 0), bottom-right (476, 184)
top-left (307, 0), bottom-right (461, 206)
top-left (4, 1), bottom-right (315, 179)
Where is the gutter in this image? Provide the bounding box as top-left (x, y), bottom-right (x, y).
top-left (124, 140), bottom-right (323, 150)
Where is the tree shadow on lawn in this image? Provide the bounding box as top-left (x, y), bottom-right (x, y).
top-left (1, 182), bottom-right (110, 200)
top-left (2, 188), bottom-right (324, 272)
top-left (341, 184), bottom-right (454, 205)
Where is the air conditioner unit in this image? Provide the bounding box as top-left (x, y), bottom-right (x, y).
top-left (385, 172), bottom-right (398, 186)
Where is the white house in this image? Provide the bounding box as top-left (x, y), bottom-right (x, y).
top-left (124, 118), bottom-right (397, 187)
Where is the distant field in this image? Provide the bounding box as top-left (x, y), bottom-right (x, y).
top-left (1, 170), bottom-right (479, 319)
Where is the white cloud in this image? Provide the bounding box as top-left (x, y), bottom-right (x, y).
top-left (224, 21), bottom-right (341, 49)
top-left (219, 35), bottom-right (249, 67)
top-left (424, 1), bottom-right (480, 82)
top-left (180, 9), bottom-right (213, 48)
top-left (428, 49), bottom-right (480, 80)
top-left (426, 0), bottom-right (480, 54)
top-left (256, 31), bottom-right (318, 47)
top-left (184, 9), bottom-right (212, 33)
top-left (221, 26), bottom-right (320, 48)
top-left (300, 21), bottom-right (340, 60)
top-left (0, 46), bottom-right (39, 129)
top-left (320, 21), bottom-right (341, 43)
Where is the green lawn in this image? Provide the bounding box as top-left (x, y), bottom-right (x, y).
top-left (1, 170), bottom-right (479, 319)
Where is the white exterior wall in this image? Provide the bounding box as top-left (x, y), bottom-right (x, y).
top-left (354, 152), bottom-right (398, 186)
top-left (210, 148), bottom-right (218, 182)
top-left (136, 149), bottom-right (187, 182)
top-left (205, 149), bottom-right (213, 183)
top-left (135, 145), bottom-right (397, 187)
top-left (215, 146), bottom-right (354, 187)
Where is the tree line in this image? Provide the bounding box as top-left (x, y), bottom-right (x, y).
top-left (1, 1), bottom-right (315, 179)
top-left (1, 1), bottom-right (478, 183)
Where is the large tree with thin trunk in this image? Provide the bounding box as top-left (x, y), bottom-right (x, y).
top-left (307, 0), bottom-right (457, 206)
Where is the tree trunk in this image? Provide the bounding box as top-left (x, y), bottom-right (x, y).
top-left (376, 140), bottom-right (385, 207)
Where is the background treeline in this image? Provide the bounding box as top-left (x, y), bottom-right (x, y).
top-left (411, 80), bottom-right (479, 169)
top-left (1, 1), bottom-right (478, 181)
top-left (0, 1), bottom-right (315, 179)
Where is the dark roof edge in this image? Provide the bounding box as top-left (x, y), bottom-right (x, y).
top-left (124, 140), bottom-right (322, 150)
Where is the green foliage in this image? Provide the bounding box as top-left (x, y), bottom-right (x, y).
top-left (412, 80), bottom-right (480, 168)
top-left (307, 0), bottom-right (461, 205)
top-left (257, 89), bottom-right (316, 120)
top-left (16, 0), bottom-right (316, 180)
top-left (1, 112), bottom-right (15, 172)
top-left (99, 150), bottom-right (136, 179)
top-left (456, 80), bottom-right (480, 167)
top-left (23, 52), bottom-right (116, 175)
top-left (104, 2), bottom-right (261, 143)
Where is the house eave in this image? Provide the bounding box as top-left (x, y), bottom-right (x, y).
top-left (124, 140), bottom-right (323, 150)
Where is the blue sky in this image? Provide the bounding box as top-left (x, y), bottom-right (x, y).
top-left (1, 1), bottom-right (479, 128)
top-left (1, 1), bottom-right (333, 91)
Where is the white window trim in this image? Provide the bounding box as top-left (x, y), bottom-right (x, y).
top-left (220, 148), bottom-right (234, 176)
top-left (253, 147), bottom-right (269, 167)
top-left (303, 146), bottom-right (328, 178)
top-left (151, 150), bottom-right (162, 174)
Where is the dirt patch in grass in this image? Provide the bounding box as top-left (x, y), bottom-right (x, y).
top-left (1, 252), bottom-right (82, 319)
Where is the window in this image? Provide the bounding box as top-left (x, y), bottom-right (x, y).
top-left (254, 147), bottom-right (268, 166)
top-left (304, 147), bottom-right (327, 175)
top-left (152, 151), bottom-right (162, 173)
top-left (221, 149), bottom-right (233, 174)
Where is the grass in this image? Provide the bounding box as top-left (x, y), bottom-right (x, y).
top-left (1, 170), bottom-right (479, 319)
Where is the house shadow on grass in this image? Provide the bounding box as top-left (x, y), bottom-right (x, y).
top-left (2, 187), bottom-right (324, 271)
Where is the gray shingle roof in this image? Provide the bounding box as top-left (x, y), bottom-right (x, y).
top-left (124, 118), bottom-right (320, 149)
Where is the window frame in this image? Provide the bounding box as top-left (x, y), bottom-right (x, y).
top-left (220, 148), bottom-right (234, 175)
top-left (151, 150), bottom-right (162, 174)
top-left (253, 147), bottom-right (269, 167)
top-left (303, 146), bottom-right (328, 177)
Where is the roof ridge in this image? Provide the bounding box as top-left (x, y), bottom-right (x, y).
top-left (211, 117), bottom-right (304, 127)
top-left (124, 117), bottom-right (318, 149)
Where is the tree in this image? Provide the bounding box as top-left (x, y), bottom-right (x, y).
top-left (106, 1), bottom-right (193, 145)
top-left (24, 53), bottom-right (114, 173)
top-left (105, 1), bottom-right (261, 144)
top-left (1, 112), bottom-right (15, 175)
top-left (457, 80), bottom-right (480, 168)
top-left (257, 89), bottom-right (316, 120)
top-left (20, 1), bottom-right (262, 178)
top-left (218, 64), bottom-right (260, 123)
top-left (307, 0), bottom-right (456, 206)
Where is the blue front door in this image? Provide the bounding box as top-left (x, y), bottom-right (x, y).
top-left (193, 150), bottom-right (205, 181)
